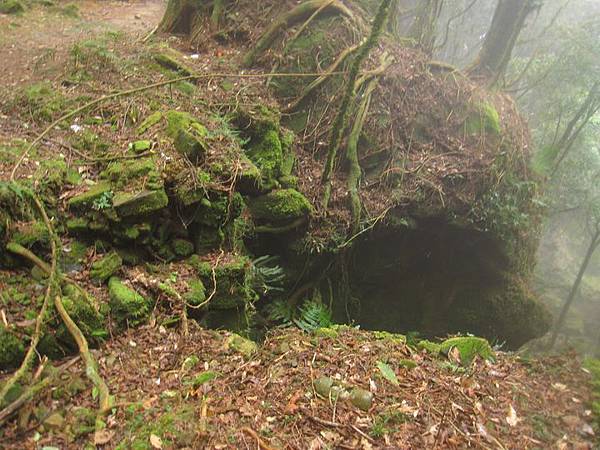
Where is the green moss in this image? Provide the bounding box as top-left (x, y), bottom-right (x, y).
top-left (108, 277), bottom-right (151, 328)
top-left (373, 331), bottom-right (407, 344)
top-left (153, 50), bottom-right (193, 76)
top-left (313, 327), bottom-right (338, 338)
top-left (57, 285), bottom-right (106, 347)
top-left (171, 239), bottom-right (194, 258)
top-left (439, 336), bottom-right (494, 365)
top-left (70, 130), bottom-right (109, 154)
top-left (246, 129), bottom-right (283, 182)
top-left (249, 189), bottom-right (312, 224)
top-left (235, 155), bottom-right (263, 194)
top-left (0, 0), bottom-right (25, 14)
top-left (112, 189), bottom-right (168, 218)
top-left (19, 82), bottom-right (66, 121)
top-left (188, 254), bottom-right (257, 309)
top-left (184, 279), bottom-right (206, 307)
top-left (90, 251), bottom-right (123, 282)
top-left (34, 158), bottom-right (80, 191)
top-left (398, 359), bottom-right (417, 369)
top-left (67, 182), bottom-right (112, 210)
top-left (137, 111), bottom-right (163, 135)
top-left (226, 333), bottom-right (257, 358)
top-left (165, 110), bottom-right (207, 139)
top-left (192, 226), bottom-right (224, 253)
top-left (0, 326), bottom-right (25, 369)
top-left (100, 158), bottom-right (160, 189)
top-left (465, 101), bottom-right (501, 136)
top-left (128, 140), bottom-right (152, 153)
top-left (416, 339), bottom-right (441, 354)
top-left (174, 129), bottom-right (206, 163)
top-left (11, 221), bottom-right (50, 248)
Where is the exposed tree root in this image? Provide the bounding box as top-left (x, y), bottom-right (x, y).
top-left (0, 357), bottom-right (80, 426)
top-left (285, 0), bottom-right (336, 50)
top-left (321, 0), bottom-right (393, 210)
top-left (284, 44), bottom-right (359, 113)
top-left (346, 79), bottom-right (377, 234)
top-left (53, 294), bottom-right (113, 427)
top-left (0, 194), bottom-right (58, 409)
top-left (243, 0), bottom-right (354, 67)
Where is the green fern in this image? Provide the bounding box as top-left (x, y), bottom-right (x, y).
top-left (293, 300), bottom-right (333, 332)
top-left (265, 299), bottom-right (294, 327)
top-left (252, 255), bottom-right (285, 296)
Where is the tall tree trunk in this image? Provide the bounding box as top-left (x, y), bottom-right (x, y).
top-left (408, 0), bottom-right (444, 54)
top-left (468, 0), bottom-right (537, 86)
top-left (548, 226), bottom-right (600, 350)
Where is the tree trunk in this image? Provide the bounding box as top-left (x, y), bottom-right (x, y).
top-left (548, 226), bottom-right (600, 350)
top-left (468, 0), bottom-right (536, 85)
top-left (408, 0), bottom-right (444, 54)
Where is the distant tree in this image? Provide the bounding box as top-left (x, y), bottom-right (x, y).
top-left (548, 201), bottom-right (600, 349)
top-left (408, 0), bottom-right (444, 53)
top-left (468, 0), bottom-right (540, 85)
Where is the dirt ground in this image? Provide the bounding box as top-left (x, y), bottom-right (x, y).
top-left (0, 0), bottom-right (165, 87)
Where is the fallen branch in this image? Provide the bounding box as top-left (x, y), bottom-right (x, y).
top-left (241, 426), bottom-right (278, 450)
top-left (54, 294), bottom-right (113, 427)
top-left (0, 356), bottom-right (80, 426)
top-left (0, 194), bottom-right (58, 409)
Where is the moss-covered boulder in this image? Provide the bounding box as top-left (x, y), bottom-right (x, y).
top-left (184, 279), bottom-right (206, 307)
top-left (0, 0), bottom-right (25, 14)
top-left (112, 189), bottom-right (169, 218)
top-left (0, 326), bottom-right (26, 369)
top-left (171, 239), bottom-right (194, 258)
top-left (108, 277), bottom-right (152, 328)
top-left (188, 255), bottom-right (258, 309)
top-left (11, 221), bottom-right (50, 249)
top-left (249, 189), bottom-right (312, 224)
top-left (225, 333), bottom-right (257, 358)
top-left (90, 251), bottom-right (123, 282)
top-left (67, 182), bottom-right (112, 210)
top-left (57, 285), bottom-right (107, 348)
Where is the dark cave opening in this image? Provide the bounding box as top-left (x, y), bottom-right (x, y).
top-left (343, 217), bottom-right (513, 342)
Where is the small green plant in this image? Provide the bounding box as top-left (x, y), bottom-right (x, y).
top-left (370, 410), bottom-right (409, 438)
top-left (92, 190), bottom-right (113, 210)
top-left (266, 297), bottom-right (333, 332)
top-left (252, 255), bottom-right (285, 296)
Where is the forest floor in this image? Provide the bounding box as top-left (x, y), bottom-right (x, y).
top-left (0, 1), bottom-right (598, 449)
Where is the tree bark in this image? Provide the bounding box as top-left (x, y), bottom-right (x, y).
top-left (548, 225), bottom-right (600, 350)
top-left (468, 0), bottom-right (537, 85)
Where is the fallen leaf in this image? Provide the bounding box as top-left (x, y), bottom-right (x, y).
top-left (150, 433), bottom-right (163, 449)
top-left (284, 390), bottom-right (302, 415)
top-left (376, 361), bottom-right (399, 386)
top-left (506, 405), bottom-right (519, 427)
top-left (94, 429), bottom-right (114, 445)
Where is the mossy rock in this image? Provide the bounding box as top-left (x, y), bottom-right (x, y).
top-left (249, 189), bottom-right (312, 224)
top-left (184, 279), bottom-right (206, 307)
top-left (0, 326), bottom-right (25, 370)
top-left (174, 128), bottom-right (207, 163)
top-left (165, 110), bottom-right (208, 140)
top-left (465, 101), bottom-right (501, 136)
top-left (171, 239), bottom-right (194, 258)
top-left (439, 336), bottom-right (495, 365)
top-left (416, 339), bottom-right (441, 354)
top-left (112, 189), bottom-right (169, 218)
top-left (11, 221), bottom-right (50, 249)
top-left (90, 251), bottom-right (123, 282)
top-left (235, 155), bottom-right (264, 195)
top-left (0, 0), bottom-right (25, 14)
top-left (246, 129), bottom-right (283, 183)
top-left (188, 254), bottom-right (257, 309)
top-left (34, 158), bottom-right (80, 191)
top-left (100, 158), bottom-right (162, 191)
top-left (108, 277), bottom-right (152, 328)
top-left (57, 285), bottom-right (107, 348)
top-left (137, 111), bottom-right (163, 135)
top-left (67, 182), bottom-right (112, 210)
top-left (192, 226), bottom-right (224, 253)
top-left (225, 333), bottom-right (257, 358)
top-left (128, 140), bottom-right (152, 153)
top-left (153, 49), bottom-right (194, 76)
